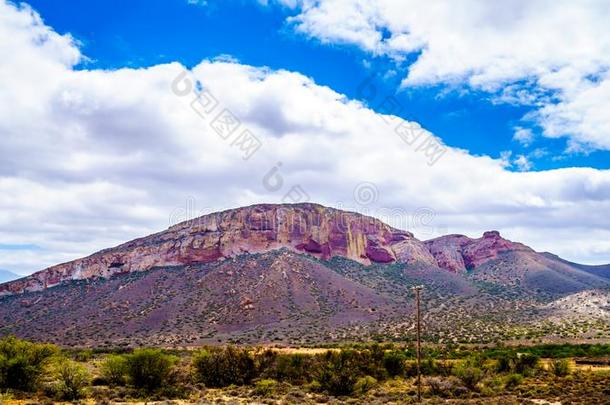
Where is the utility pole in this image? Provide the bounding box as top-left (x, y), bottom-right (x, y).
top-left (412, 285), bottom-right (423, 403)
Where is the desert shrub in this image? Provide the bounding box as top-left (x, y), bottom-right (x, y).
top-left (549, 358), bottom-right (571, 376)
top-left (50, 358), bottom-right (90, 400)
top-left (353, 375), bottom-right (377, 395)
top-left (304, 379), bottom-right (322, 392)
top-left (452, 362), bottom-right (485, 391)
top-left (124, 349), bottom-right (177, 392)
top-left (359, 344), bottom-right (388, 380)
top-left (253, 378), bottom-right (278, 396)
top-left (504, 373), bottom-right (523, 389)
top-left (496, 353), bottom-right (539, 376)
top-left (100, 354), bottom-right (128, 386)
top-left (424, 376), bottom-right (463, 397)
top-left (496, 353), bottom-right (515, 373)
top-left (316, 350), bottom-right (361, 396)
top-left (515, 353), bottom-right (539, 376)
top-left (72, 349), bottom-right (94, 362)
top-left (405, 357), bottom-right (453, 377)
top-left (193, 346), bottom-right (256, 387)
top-left (255, 349), bottom-right (277, 375)
top-left (0, 336), bottom-right (58, 391)
top-left (480, 375), bottom-right (504, 396)
top-left (271, 353), bottom-right (314, 384)
top-left (383, 350), bottom-right (406, 377)
top-left (423, 358), bottom-right (451, 376)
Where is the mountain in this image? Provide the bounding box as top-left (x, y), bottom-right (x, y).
top-left (541, 252), bottom-right (610, 280)
top-left (0, 203), bottom-right (608, 347)
top-left (0, 269), bottom-right (20, 284)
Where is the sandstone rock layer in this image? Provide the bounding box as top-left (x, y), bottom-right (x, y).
top-left (0, 203), bottom-right (532, 295)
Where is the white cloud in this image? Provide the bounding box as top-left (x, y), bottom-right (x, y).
top-left (513, 127), bottom-right (534, 147)
top-left (1, 0), bottom-right (610, 275)
top-left (279, 0), bottom-right (610, 152)
top-left (186, 0), bottom-right (208, 6)
top-left (514, 155), bottom-right (533, 171)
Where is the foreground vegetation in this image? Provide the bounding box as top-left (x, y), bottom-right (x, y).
top-left (0, 337), bottom-right (609, 403)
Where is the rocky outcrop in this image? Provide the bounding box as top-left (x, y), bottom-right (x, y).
top-left (0, 203), bottom-right (427, 296)
top-left (391, 238), bottom-right (437, 266)
top-left (425, 230), bottom-right (533, 272)
top-left (0, 203), bottom-right (538, 296)
top-left (425, 235), bottom-right (472, 272)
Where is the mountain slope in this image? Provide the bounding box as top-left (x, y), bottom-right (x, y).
top-left (0, 203), bottom-right (609, 346)
top-left (0, 250), bottom-right (407, 346)
top-left (0, 203), bottom-right (424, 296)
top-left (542, 252), bottom-right (610, 280)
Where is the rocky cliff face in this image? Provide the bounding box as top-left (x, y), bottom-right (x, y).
top-left (0, 203), bottom-right (533, 296)
top-left (425, 230), bottom-right (533, 272)
top-left (0, 203), bottom-right (423, 295)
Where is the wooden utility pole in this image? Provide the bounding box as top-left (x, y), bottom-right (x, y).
top-left (413, 285), bottom-right (423, 402)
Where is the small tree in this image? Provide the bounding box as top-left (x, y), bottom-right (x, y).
top-left (52, 358), bottom-right (90, 400)
top-left (193, 346), bottom-right (256, 387)
top-left (514, 353), bottom-right (539, 376)
top-left (100, 354), bottom-right (128, 386)
top-left (452, 362), bottom-right (484, 391)
top-left (383, 350), bottom-right (406, 377)
top-left (125, 349), bottom-right (177, 392)
top-left (317, 350), bottom-right (360, 396)
top-left (496, 352), bottom-right (539, 376)
top-left (0, 336), bottom-right (58, 391)
top-left (271, 353), bottom-right (313, 384)
top-left (549, 359), bottom-right (570, 376)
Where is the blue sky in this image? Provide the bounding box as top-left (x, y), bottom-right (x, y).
top-left (1, 0), bottom-right (610, 274)
top-left (25, 0), bottom-right (610, 171)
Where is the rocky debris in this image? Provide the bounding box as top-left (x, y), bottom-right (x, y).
top-left (544, 289), bottom-right (610, 320)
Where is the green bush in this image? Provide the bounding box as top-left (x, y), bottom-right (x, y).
top-left (317, 350), bottom-right (361, 396)
top-left (193, 346), bottom-right (256, 387)
top-left (0, 336), bottom-right (58, 391)
top-left (271, 353), bottom-right (314, 384)
top-left (72, 349), bottom-right (94, 362)
top-left (452, 362), bottom-right (484, 391)
top-left (496, 353), bottom-right (539, 376)
top-left (496, 353), bottom-right (515, 373)
top-left (549, 358), bottom-right (571, 376)
top-left (382, 350), bottom-right (406, 377)
top-left (51, 358), bottom-right (90, 400)
top-left (480, 375), bottom-right (505, 396)
top-left (515, 353), bottom-right (539, 376)
top-left (100, 354), bottom-right (128, 386)
top-left (124, 349), bottom-right (177, 392)
top-left (359, 344), bottom-right (388, 380)
top-left (504, 373), bottom-right (523, 389)
top-left (353, 375), bottom-right (377, 395)
top-left (252, 378), bottom-right (277, 396)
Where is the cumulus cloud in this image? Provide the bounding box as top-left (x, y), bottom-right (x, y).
top-left (514, 155), bottom-right (533, 171)
top-left (513, 127), bottom-right (534, 147)
top-left (1, 0), bottom-right (610, 274)
top-left (279, 0), bottom-right (610, 152)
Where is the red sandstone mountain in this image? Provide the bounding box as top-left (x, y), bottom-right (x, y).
top-left (0, 203), bottom-right (608, 346)
top-left (424, 231), bottom-right (534, 272)
top-left (0, 203), bottom-right (532, 296)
